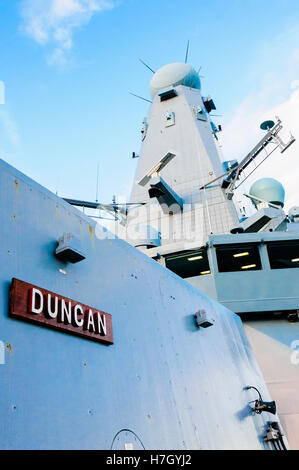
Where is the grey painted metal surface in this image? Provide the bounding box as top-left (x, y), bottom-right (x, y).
top-left (187, 233), bottom-right (299, 314)
top-left (245, 321), bottom-right (299, 450)
top-left (127, 84), bottom-right (239, 249)
top-left (0, 158), bottom-right (275, 450)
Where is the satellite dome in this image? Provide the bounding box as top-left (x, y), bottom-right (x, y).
top-left (150, 63), bottom-right (201, 99)
top-left (250, 178), bottom-right (285, 208)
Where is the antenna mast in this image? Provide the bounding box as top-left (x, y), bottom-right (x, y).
top-left (139, 59), bottom-right (155, 74)
top-left (185, 40), bottom-right (190, 63)
top-left (129, 92), bottom-right (152, 104)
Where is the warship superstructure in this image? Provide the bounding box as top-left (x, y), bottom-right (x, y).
top-left (124, 62), bottom-right (299, 449)
top-left (0, 60), bottom-right (295, 451)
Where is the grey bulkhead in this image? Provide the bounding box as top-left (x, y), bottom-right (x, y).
top-left (127, 84), bottom-right (239, 249)
top-left (0, 158), bottom-right (274, 450)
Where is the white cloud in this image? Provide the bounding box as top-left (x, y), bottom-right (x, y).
top-left (20, 0), bottom-right (115, 65)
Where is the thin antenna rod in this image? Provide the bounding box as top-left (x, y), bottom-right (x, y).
top-left (95, 163), bottom-right (99, 203)
top-left (190, 65), bottom-right (202, 89)
top-left (129, 92), bottom-right (152, 104)
top-left (197, 66), bottom-right (204, 78)
top-left (185, 40), bottom-right (190, 63)
top-left (139, 59), bottom-right (155, 74)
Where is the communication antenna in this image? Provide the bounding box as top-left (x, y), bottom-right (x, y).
top-left (190, 64), bottom-right (203, 89)
top-left (139, 59), bottom-right (155, 74)
top-left (200, 117), bottom-right (296, 198)
top-left (260, 120), bottom-right (275, 131)
top-left (112, 195), bottom-right (117, 221)
top-left (197, 66), bottom-right (204, 78)
top-left (185, 40), bottom-right (190, 64)
top-left (129, 92), bottom-right (152, 104)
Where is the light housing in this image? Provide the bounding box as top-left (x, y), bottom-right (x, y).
top-left (188, 256), bottom-right (203, 262)
top-left (194, 310), bottom-right (214, 329)
top-left (55, 233), bottom-right (86, 264)
top-left (233, 252), bottom-right (249, 258)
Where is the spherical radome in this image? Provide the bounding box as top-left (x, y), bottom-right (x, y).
top-left (150, 63), bottom-right (201, 99)
top-left (250, 178), bottom-right (285, 208)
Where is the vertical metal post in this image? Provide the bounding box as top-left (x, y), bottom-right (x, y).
top-left (259, 243), bottom-right (271, 271)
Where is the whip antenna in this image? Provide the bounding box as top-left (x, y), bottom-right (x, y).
top-left (139, 59), bottom-right (155, 74)
top-left (129, 92), bottom-right (152, 104)
top-left (185, 40), bottom-right (190, 63)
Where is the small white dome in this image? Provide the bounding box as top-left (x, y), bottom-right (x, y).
top-left (150, 63), bottom-right (201, 99)
top-left (250, 178), bottom-right (285, 208)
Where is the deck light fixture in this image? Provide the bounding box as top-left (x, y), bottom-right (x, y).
top-left (233, 252), bottom-right (249, 258)
top-left (188, 255), bottom-right (203, 262)
top-left (194, 309), bottom-right (214, 329)
top-left (55, 233), bottom-right (86, 264)
top-left (241, 264), bottom-right (256, 270)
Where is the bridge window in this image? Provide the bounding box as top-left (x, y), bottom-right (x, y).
top-left (165, 250), bottom-right (210, 279)
top-left (267, 241), bottom-right (299, 270)
top-left (216, 245), bottom-right (262, 273)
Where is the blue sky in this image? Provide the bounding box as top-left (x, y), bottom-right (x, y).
top-left (1, 0), bottom-right (299, 208)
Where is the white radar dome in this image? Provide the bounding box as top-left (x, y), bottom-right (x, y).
top-left (150, 63), bottom-right (201, 99)
top-left (250, 178), bottom-right (285, 208)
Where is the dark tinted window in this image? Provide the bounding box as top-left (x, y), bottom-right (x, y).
top-left (165, 250), bottom-right (210, 279)
top-left (267, 242), bottom-right (299, 269)
top-left (216, 245), bottom-right (262, 273)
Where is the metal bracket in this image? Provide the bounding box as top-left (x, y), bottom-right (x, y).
top-left (200, 118), bottom-right (295, 199)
